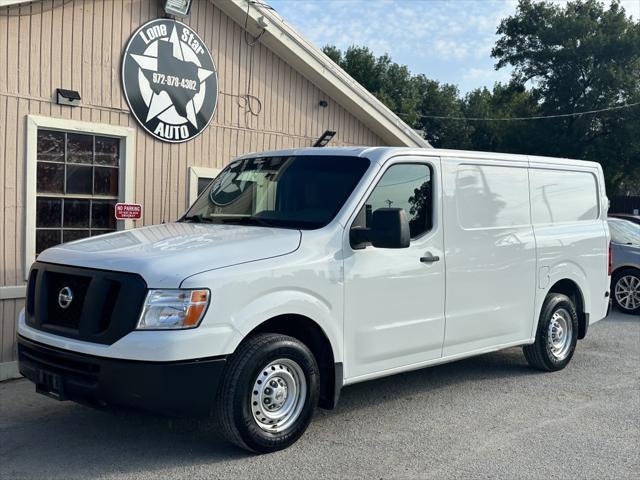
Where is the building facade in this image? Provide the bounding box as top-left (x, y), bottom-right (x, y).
top-left (0, 0), bottom-right (427, 379)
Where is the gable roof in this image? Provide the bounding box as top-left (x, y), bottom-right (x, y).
top-left (214, 0), bottom-right (430, 148)
top-left (1, 0), bottom-right (430, 147)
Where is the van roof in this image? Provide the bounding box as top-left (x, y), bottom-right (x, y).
top-left (234, 146), bottom-right (601, 170)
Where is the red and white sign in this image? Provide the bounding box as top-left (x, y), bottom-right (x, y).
top-left (115, 203), bottom-right (142, 220)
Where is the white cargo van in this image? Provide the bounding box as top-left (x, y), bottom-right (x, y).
top-left (18, 147), bottom-right (611, 452)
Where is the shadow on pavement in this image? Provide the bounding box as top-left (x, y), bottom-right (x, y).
top-left (2, 312), bottom-right (633, 479)
top-left (2, 347), bottom-right (533, 478)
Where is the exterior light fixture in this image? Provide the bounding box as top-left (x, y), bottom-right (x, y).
top-left (257, 15), bottom-right (269, 28)
top-left (162, 0), bottom-right (193, 17)
top-left (319, 100), bottom-right (328, 108)
top-left (313, 130), bottom-right (336, 147)
top-left (56, 88), bottom-right (81, 107)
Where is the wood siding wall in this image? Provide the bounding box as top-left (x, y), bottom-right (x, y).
top-left (0, 0), bottom-right (385, 366)
top-left (1, 298), bottom-right (24, 365)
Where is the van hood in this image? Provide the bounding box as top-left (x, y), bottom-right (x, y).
top-left (37, 223), bottom-right (301, 287)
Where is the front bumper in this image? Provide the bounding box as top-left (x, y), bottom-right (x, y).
top-left (18, 335), bottom-right (226, 417)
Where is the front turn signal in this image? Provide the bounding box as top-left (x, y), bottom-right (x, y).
top-left (136, 289), bottom-right (210, 330)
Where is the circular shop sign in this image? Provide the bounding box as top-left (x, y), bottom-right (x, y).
top-left (122, 19), bottom-right (218, 143)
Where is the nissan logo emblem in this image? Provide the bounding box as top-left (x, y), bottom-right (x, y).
top-left (58, 287), bottom-right (74, 309)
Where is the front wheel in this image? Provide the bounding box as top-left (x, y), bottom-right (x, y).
top-left (612, 268), bottom-right (640, 315)
top-left (523, 293), bottom-right (578, 371)
top-left (215, 333), bottom-right (319, 453)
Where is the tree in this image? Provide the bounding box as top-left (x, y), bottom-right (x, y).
top-left (323, 45), bottom-right (471, 148)
top-left (408, 179), bottom-right (432, 234)
top-left (413, 76), bottom-right (472, 149)
top-left (492, 0), bottom-right (640, 193)
top-left (322, 0), bottom-right (640, 193)
top-left (322, 45), bottom-right (342, 65)
top-left (322, 45), bottom-right (421, 125)
top-left (463, 82), bottom-right (541, 154)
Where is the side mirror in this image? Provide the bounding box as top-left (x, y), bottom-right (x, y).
top-left (350, 208), bottom-right (410, 249)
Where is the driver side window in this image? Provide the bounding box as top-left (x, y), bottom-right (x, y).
top-left (353, 163), bottom-right (433, 238)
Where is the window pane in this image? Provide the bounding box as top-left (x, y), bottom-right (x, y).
top-left (36, 229), bottom-right (61, 254)
top-left (95, 136), bottom-right (119, 166)
top-left (67, 133), bottom-right (93, 164)
top-left (37, 130), bottom-right (65, 162)
top-left (609, 219), bottom-right (640, 245)
top-left (456, 165), bottom-right (530, 229)
top-left (63, 199), bottom-right (90, 228)
top-left (364, 164), bottom-right (433, 238)
top-left (185, 156), bottom-right (370, 230)
top-left (197, 177), bottom-right (213, 196)
top-left (35, 130), bottom-right (123, 254)
top-left (36, 197), bottom-right (62, 228)
top-left (63, 230), bottom-right (90, 243)
top-left (530, 169), bottom-right (598, 224)
top-left (92, 200), bottom-right (116, 229)
top-left (66, 165), bottom-right (93, 194)
top-left (37, 163), bottom-right (65, 193)
top-left (94, 167), bottom-right (118, 196)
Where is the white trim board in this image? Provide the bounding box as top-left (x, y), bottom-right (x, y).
top-left (25, 115), bottom-right (136, 280)
top-left (187, 166), bottom-right (221, 207)
top-left (0, 361), bottom-right (21, 382)
top-left (213, 0), bottom-right (429, 148)
top-left (0, 286), bottom-right (27, 300)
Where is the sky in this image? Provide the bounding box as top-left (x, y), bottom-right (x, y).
top-left (267, 0), bottom-right (640, 94)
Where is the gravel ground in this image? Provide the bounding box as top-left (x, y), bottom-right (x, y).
top-left (1, 310), bottom-right (638, 480)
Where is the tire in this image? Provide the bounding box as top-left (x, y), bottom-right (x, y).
top-left (215, 333), bottom-right (320, 453)
top-left (523, 293), bottom-right (579, 372)
top-left (612, 268), bottom-right (640, 315)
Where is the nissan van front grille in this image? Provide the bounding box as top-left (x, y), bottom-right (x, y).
top-left (44, 272), bottom-right (91, 329)
top-left (25, 262), bottom-right (148, 345)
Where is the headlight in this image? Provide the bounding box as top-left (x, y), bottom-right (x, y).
top-left (137, 289), bottom-right (210, 330)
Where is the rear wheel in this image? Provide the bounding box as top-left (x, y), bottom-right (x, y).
top-left (524, 293), bottom-right (578, 371)
top-left (215, 333), bottom-right (319, 453)
top-left (612, 268), bottom-right (640, 315)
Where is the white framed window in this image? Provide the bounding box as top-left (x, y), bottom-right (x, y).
top-left (25, 115), bottom-right (136, 279)
top-left (188, 166), bottom-right (220, 206)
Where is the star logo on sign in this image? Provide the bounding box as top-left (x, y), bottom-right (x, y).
top-left (129, 26), bottom-right (214, 128)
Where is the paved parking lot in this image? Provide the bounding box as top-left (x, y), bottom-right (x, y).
top-left (1, 310), bottom-right (638, 480)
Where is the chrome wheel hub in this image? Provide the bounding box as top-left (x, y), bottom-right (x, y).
top-left (250, 358), bottom-right (306, 433)
top-left (615, 275), bottom-right (640, 311)
top-left (547, 308), bottom-right (573, 361)
top-left (265, 377), bottom-right (288, 409)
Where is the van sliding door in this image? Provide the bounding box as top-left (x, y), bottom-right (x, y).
top-left (441, 158), bottom-right (537, 356)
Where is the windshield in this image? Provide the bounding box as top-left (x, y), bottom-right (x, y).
top-left (181, 155), bottom-right (370, 229)
top-left (609, 219), bottom-right (640, 245)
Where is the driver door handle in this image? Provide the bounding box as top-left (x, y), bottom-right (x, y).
top-left (420, 254), bottom-right (440, 264)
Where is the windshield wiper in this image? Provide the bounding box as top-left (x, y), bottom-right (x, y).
top-left (181, 214), bottom-right (213, 223)
top-left (220, 216), bottom-right (273, 227)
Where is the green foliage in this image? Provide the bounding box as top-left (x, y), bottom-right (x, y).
top-left (323, 46), bottom-right (421, 123)
top-left (493, 0), bottom-right (640, 194)
top-left (322, 0), bottom-right (639, 195)
top-left (463, 82), bottom-right (541, 154)
top-left (414, 76), bottom-right (473, 149)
